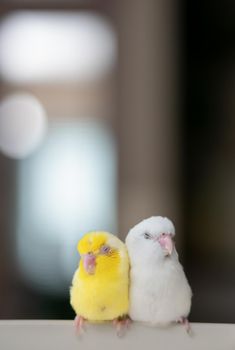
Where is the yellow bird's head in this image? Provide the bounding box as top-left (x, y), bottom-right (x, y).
top-left (77, 231), bottom-right (127, 275)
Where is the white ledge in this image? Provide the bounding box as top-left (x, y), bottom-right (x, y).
top-left (0, 321), bottom-right (234, 350)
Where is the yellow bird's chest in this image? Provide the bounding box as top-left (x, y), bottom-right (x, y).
top-left (70, 265), bottom-right (129, 321)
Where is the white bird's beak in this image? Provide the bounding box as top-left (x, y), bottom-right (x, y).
top-left (156, 234), bottom-right (174, 256)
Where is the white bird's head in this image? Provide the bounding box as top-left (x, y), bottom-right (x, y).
top-left (126, 216), bottom-right (176, 265)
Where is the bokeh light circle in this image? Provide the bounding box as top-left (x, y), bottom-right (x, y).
top-left (0, 93), bottom-right (47, 159)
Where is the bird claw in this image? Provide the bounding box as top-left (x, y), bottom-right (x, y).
top-left (113, 316), bottom-right (131, 337)
top-left (177, 317), bottom-right (192, 335)
top-left (74, 315), bottom-right (86, 335)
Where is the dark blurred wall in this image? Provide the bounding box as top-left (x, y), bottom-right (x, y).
top-left (184, 0), bottom-right (235, 322)
top-left (117, 0), bottom-right (181, 240)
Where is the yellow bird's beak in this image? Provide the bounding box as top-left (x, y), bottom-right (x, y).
top-left (82, 253), bottom-right (96, 274)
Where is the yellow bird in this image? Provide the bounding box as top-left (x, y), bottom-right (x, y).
top-left (70, 231), bottom-right (130, 334)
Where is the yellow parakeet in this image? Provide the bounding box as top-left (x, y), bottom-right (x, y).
top-left (70, 231), bottom-right (130, 335)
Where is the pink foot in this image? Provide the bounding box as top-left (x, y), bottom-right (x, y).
top-left (113, 316), bottom-right (131, 337)
top-left (178, 317), bottom-right (192, 335)
top-left (74, 315), bottom-right (86, 334)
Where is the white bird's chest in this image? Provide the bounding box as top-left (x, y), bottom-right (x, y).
top-left (131, 264), bottom-right (178, 300)
top-left (129, 262), bottom-right (191, 325)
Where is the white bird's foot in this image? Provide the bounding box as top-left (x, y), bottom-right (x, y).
top-left (113, 316), bottom-right (132, 337)
top-left (177, 317), bottom-right (192, 335)
top-left (74, 315), bottom-right (86, 334)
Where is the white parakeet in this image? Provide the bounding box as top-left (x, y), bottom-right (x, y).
top-left (126, 216), bottom-right (192, 332)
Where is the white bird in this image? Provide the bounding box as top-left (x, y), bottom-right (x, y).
top-left (125, 216), bottom-right (192, 332)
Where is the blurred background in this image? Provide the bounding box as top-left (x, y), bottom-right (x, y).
top-left (0, 0), bottom-right (235, 323)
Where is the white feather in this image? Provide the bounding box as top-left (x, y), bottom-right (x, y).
top-left (126, 216), bottom-right (192, 326)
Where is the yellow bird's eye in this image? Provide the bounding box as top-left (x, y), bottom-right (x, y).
top-left (100, 245), bottom-right (110, 255)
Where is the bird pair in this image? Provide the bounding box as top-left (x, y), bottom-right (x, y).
top-left (70, 216), bottom-right (192, 336)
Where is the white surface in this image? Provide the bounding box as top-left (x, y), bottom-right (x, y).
top-left (0, 321), bottom-right (234, 350)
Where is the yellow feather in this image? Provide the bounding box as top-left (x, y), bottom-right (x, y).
top-left (70, 231), bottom-right (129, 322)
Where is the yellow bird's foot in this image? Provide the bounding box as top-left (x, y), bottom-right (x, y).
top-left (113, 316), bottom-right (132, 337)
top-left (177, 317), bottom-right (192, 335)
top-left (74, 315), bottom-right (86, 335)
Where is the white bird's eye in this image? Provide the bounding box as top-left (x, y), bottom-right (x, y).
top-left (100, 245), bottom-right (110, 254)
top-left (144, 232), bottom-right (151, 239)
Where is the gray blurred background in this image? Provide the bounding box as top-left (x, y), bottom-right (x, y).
top-left (0, 0), bottom-right (235, 323)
